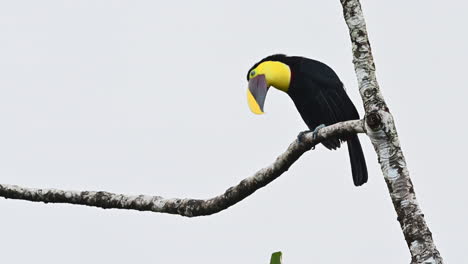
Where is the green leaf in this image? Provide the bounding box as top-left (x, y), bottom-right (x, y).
top-left (270, 251), bottom-right (282, 264)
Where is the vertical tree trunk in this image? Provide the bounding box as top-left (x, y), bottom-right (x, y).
top-left (339, 1), bottom-right (443, 263)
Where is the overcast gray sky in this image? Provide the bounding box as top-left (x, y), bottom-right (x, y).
top-left (0, 0), bottom-right (467, 263)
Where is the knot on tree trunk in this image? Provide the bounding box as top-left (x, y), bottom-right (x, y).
top-left (365, 111), bottom-right (382, 131)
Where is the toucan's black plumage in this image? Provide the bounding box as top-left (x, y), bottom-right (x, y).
top-left (247, 54), bottom-right (368, 186)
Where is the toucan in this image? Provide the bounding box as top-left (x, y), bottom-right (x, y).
top-left (246, 54), bottom-right (368, 186)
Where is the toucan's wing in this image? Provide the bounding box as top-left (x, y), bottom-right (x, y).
top-left (297, 57), bottom-right (360, 123)
top-left (315, 84), bottom-right (360, 123)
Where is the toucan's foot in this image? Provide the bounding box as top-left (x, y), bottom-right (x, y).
top-left (297, 125), bottom-right (326, 150)
top-left (312, 124), bottom-right (326, 140)
top-left (297, 130), bottom-right (312, 143)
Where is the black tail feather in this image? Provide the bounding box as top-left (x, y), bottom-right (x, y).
top-left (347, 135), bottom-right (368, 186)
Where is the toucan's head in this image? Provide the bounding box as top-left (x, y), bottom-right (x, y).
top-left (246, 54), bottom-right (291, 114)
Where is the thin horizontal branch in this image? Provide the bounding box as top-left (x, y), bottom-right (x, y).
top-left (0, 119), bottom-right (364, 217)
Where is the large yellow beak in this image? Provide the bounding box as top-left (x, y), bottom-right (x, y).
top-left (247, 74), bottom-right (268, 115)
top-left (247, 89), bottom-right (264, 114)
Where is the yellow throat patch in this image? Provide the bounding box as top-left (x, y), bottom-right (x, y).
top-left (249, 61), bottom-right (291, 92)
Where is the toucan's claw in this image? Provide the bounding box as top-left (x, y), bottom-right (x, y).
top-left (312, 124), bottom-right (326, 140)
top-left (297, 124), bottom-right (327, 150)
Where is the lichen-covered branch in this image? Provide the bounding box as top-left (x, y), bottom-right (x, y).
top-left (0, 120), bottom-right (364, 217)
top-left (340, 1), bottom-right (443, 263)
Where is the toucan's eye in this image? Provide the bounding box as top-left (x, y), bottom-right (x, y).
top-left (250, 70), bottom-right (255, 77)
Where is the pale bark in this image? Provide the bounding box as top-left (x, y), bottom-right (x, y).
top-left (0, 1), bottom-right (444, 263)
top-left (340, 0), bottom-right (443, 263)
top-left (0, 120), bottom-right (364, 217)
